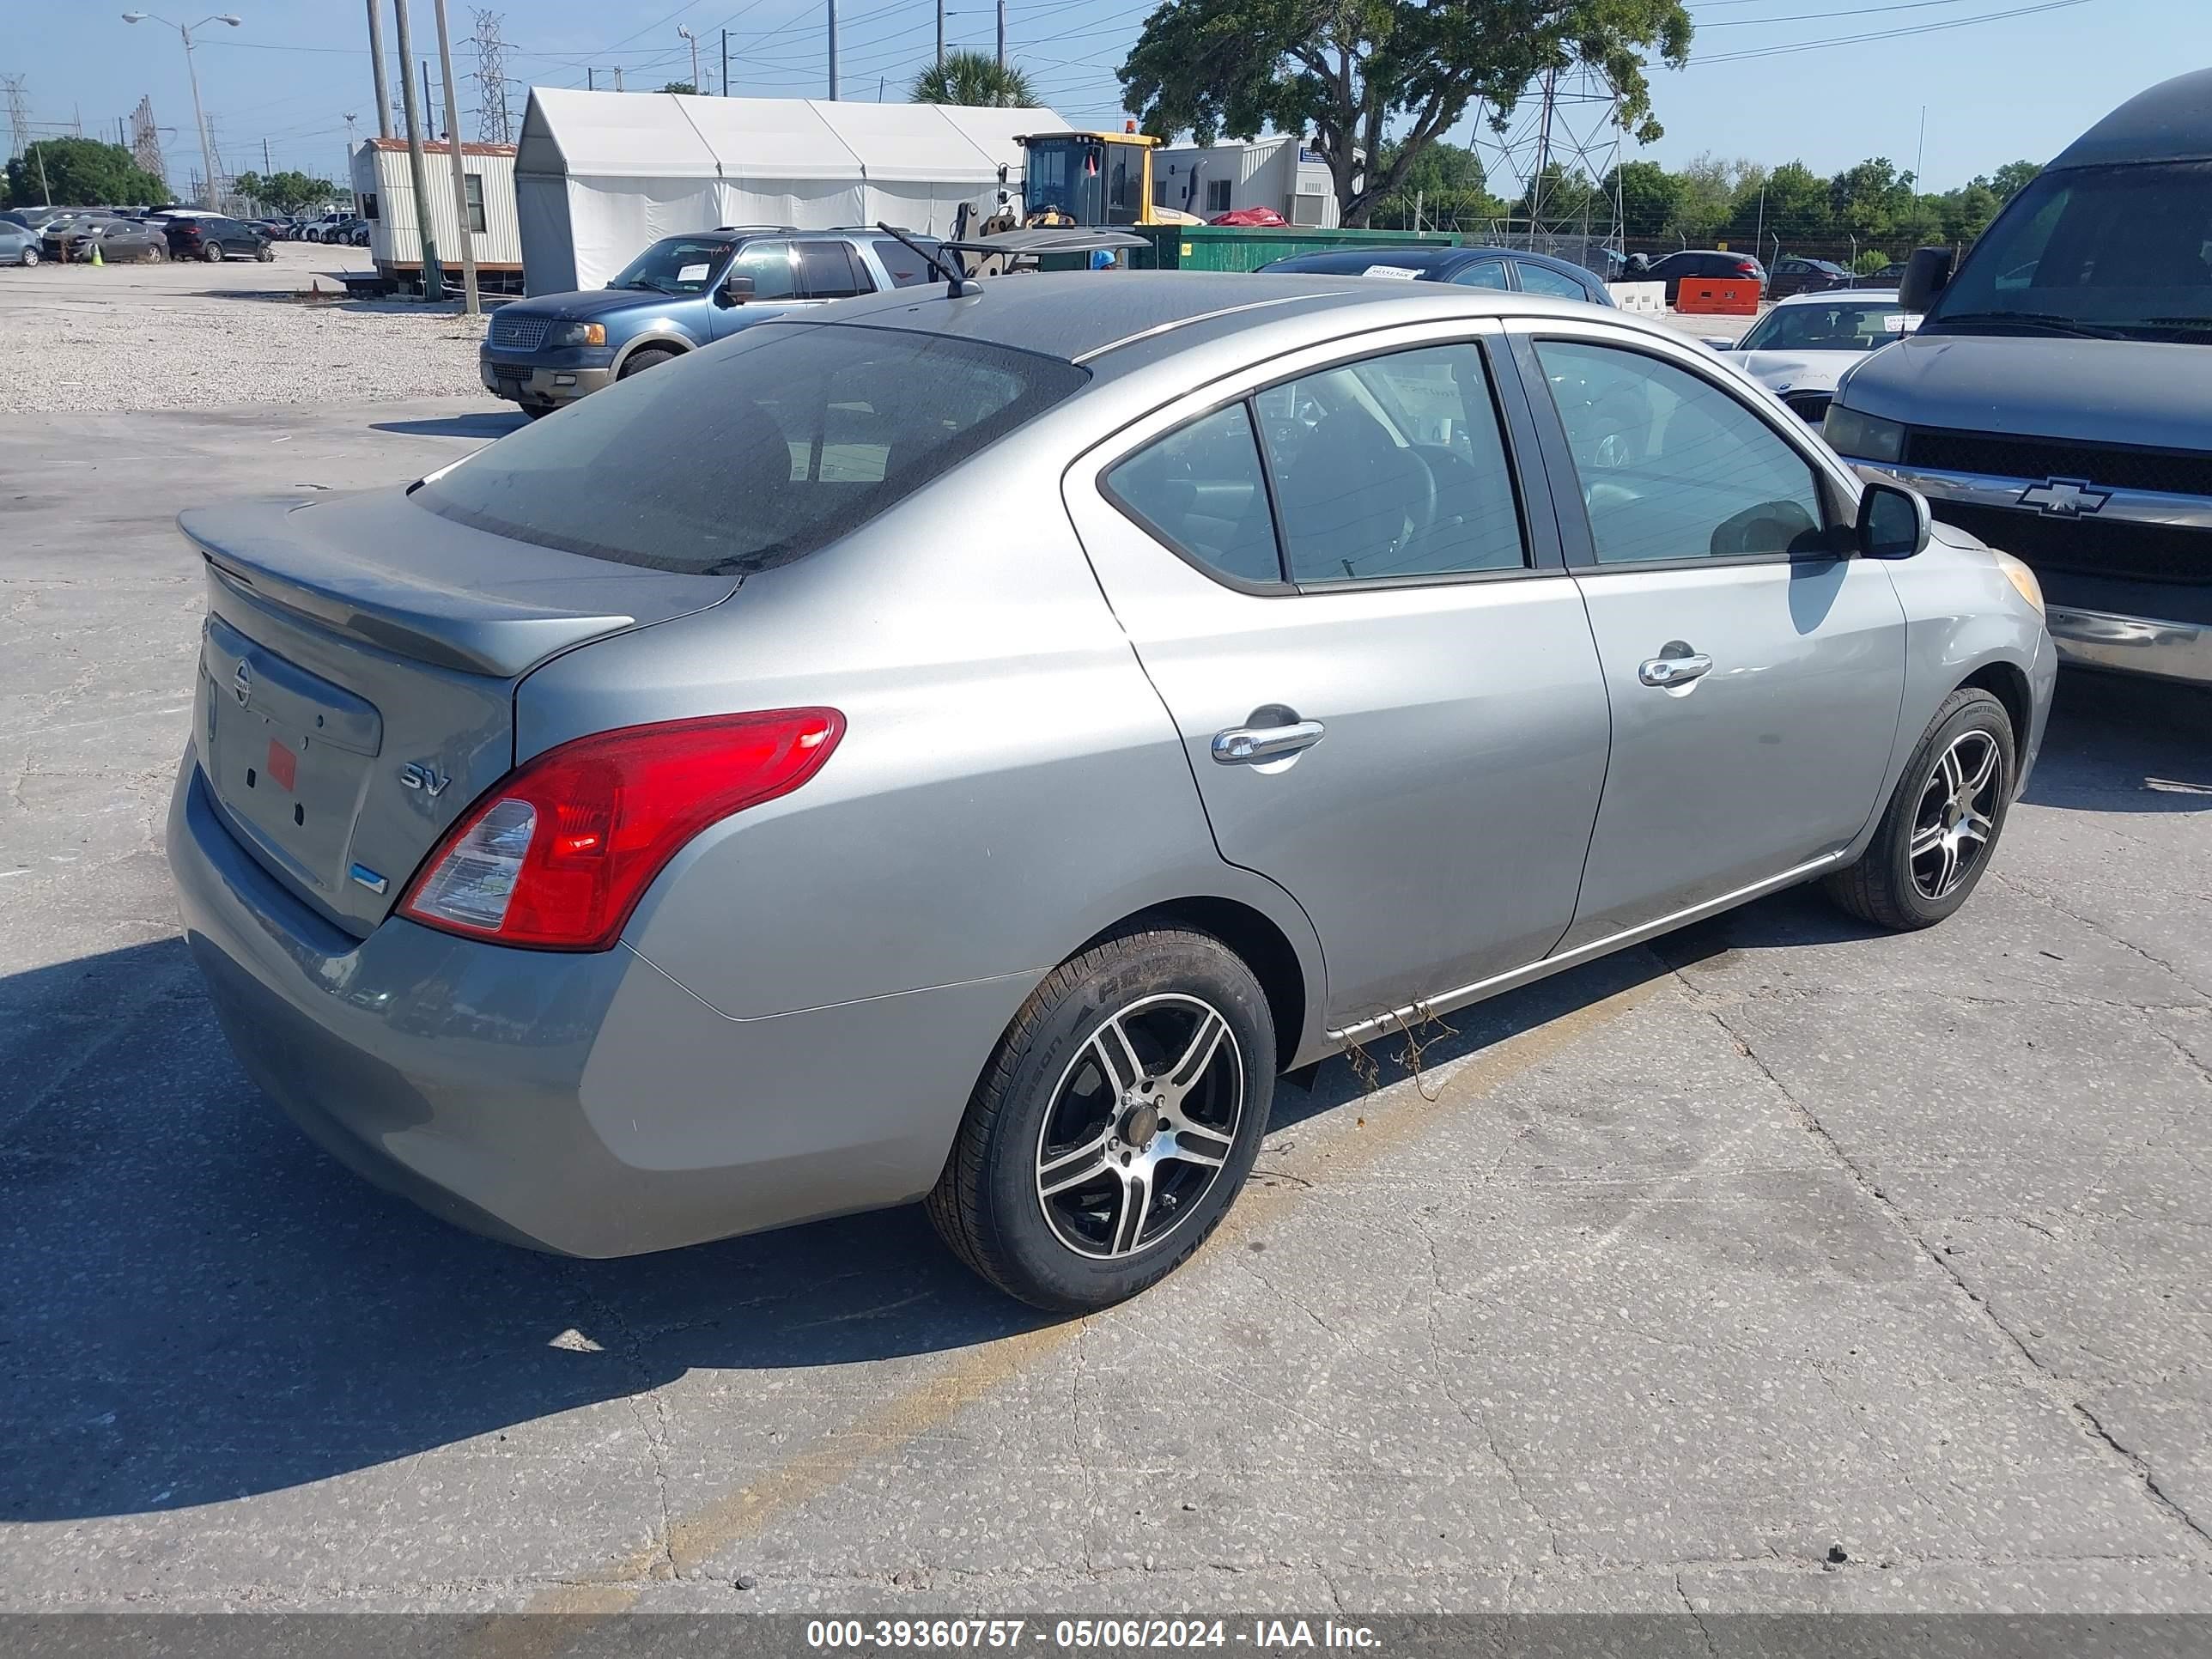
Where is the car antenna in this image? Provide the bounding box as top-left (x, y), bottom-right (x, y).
top-left (875, 221), bottom-right (978, 300)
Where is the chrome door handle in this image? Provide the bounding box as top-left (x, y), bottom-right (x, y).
top-left (1212, 719), bottom-right (1326, 764)
top-left (1638, 652), bottom-right (1713, 688)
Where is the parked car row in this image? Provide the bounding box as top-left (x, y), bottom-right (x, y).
top-left (276, 212), bottom-right (370, 245)
top-left (0, 204), bottom-right (278, 264)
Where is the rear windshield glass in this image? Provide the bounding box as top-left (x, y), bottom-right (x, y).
top-left (417, 324), bottom-right (1089, 574)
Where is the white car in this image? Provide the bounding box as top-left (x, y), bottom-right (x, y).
top-left (1707, 289), bottom-right (1918, 424)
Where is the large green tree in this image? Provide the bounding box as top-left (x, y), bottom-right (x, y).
top-left (1370, 137), bottom-right (1502, 227)
top-left (1609, 159), bottom-right (1680, 238)
top-left (910, 50), bottom-right (1038, 107)
top-left (233, 169), bottom-right (340, 215)
top-left (1978, 159), bottom-right (2041, 202)
top-left (1118, 0), bottom-right (1693, 227)
top-left (3, 137), bottom-right (166, 209)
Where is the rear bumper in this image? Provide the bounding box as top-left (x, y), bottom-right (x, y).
top-left (167, 752), bottom-right (1002, 1257)
top-left (478, 357), bottom-right (615, 406)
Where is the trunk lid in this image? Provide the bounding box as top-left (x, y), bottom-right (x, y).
top-left (181, 489), bottom-right (738, 937)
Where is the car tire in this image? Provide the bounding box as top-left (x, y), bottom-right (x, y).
top-left (1826, 686), bottom-right (2015, 932)
top-left (927, 927), bottom-right (1276, 1313)
top-left (617, 345), bottom-right (680, 380)
top-left (17, 246), bottom-right (35, 268)
top-left (256, 246), bottom-right (274, 262)
top-left (202, 243), bottom-right (224, 263)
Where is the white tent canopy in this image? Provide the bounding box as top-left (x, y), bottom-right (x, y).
top-left (514, 88), bottom-right (1061, 294)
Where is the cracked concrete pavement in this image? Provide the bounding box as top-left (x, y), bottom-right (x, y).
top-left (2, 395), bottom-right (2209, 1615)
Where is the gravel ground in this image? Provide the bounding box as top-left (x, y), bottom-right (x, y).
top-left (4, 241), bottom-right (1753, 416)
top-left (5, 242), bottom-right (486, 413)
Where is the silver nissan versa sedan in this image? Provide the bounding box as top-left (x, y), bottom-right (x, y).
top-left (168, 272), bottom-right (2054, 1311)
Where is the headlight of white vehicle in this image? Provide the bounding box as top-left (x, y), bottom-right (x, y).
top-left (1822, 404), bottom-right (1906, 463)
top-left (1993, 550), bottom-right (2045, 617)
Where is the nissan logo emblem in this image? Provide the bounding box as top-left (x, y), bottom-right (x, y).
top-left (232, 659), bottom-right (253, 707)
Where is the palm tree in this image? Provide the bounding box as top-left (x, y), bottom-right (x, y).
top-left (909, 50), bottom-right (1036, 107)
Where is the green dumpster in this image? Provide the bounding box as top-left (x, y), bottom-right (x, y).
top-left (1133, 224), bottom-right (1456, 272)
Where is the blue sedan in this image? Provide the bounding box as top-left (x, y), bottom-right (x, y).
top-left (1255, 244), bottom-right (1616, 306)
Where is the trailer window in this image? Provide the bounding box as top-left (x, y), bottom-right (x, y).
top-left (464, 173), bottom-right (486, 234)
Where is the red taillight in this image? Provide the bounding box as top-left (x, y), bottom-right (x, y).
top-left (398, 708), bottom-right (843, 951)
top-left (1735, 260), bottom-right (1759, 277)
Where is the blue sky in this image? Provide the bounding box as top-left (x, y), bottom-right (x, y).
top-left (6, 0), bottom-right (2198, 191)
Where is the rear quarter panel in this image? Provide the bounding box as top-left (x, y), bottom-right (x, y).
top-left (513, 433), bottom-right (1328, 1048)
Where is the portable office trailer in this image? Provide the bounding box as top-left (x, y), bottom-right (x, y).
top-left (513, 88), bottom-right (1060, 295)
top-left (1152, 135), bottom-right (1340, 228)
top-left (350, 138), bottom-right (522, 293)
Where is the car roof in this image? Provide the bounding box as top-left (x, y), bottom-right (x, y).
top-left (808, 269), bottom-right (1671, 380)
top-left (2052, 67), bottom-right (2212, 170)
top-left (1771, 288), bottom-right (1902, 307)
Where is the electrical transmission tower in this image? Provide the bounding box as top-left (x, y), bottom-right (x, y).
top-left (1465, 63), bottom-right (1625, 272)
top-left (3, 76), bottom-right (30, 163)
top-left (131, 95), bottom-right (167, 191)
top-left (471, 9), bottom-right (511, 144)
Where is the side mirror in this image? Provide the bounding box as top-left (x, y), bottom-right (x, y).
top-left (717, 272), bottom-right (755, 307)
top-left (1897, 246), bottom-right (1954, 313)
top-left (1701, 337), bottom-right (1735, 351)
top-left (1857, 480), bottom-right (1930, 560)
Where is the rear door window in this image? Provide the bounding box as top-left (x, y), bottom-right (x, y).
top-left (1104, 404), bottom-right (1284, 586)
top-left (1255, 343), bottom-right (1527, 582)
top-left (417, 325), bottom-right (1088, 575)
top-left (1451, 260), bottom-right (1509, 290)
top-left (1516, 261), bottom-right (1594, 301)
top-left (796, 240), bottom-right (873, 300)
top-left (870, 237), bottom-right (939, 288)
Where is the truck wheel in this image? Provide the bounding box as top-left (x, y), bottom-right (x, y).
top-left (617, 345), bottom-right (680, 380)
top-left (927, 927), bottom-right (1274, 1312)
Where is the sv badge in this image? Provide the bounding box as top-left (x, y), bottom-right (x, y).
top-left (398, 761), bottom-right (452, 797)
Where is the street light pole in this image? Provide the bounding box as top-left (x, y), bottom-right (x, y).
top-left (432, 0), bottom-right (478, 316)
top-left (389, 0), bottom-right (445, 301)
top-left (678, 25), bottom-right (699, 94)
top-left (121, 11), bottom-right (240, 211)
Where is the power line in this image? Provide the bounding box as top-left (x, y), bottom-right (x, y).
top-left (1701, 0), bottom-right (2013, 23)
top-left (1697, 0), bottom-right (2094, 60)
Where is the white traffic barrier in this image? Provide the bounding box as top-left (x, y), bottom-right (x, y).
top-left (1607, 280), bottom-right (1665, 313)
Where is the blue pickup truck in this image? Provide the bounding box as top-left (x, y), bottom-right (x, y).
top-left (480, 228), bottom-right (941, 417)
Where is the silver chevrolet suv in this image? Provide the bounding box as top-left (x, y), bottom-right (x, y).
top-left (1824, 68), bottom-right (2212, 685)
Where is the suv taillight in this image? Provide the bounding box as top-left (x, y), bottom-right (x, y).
top-left (1735, 259), bottom-right (1759, 277)
top-left (399, 709), bottom-right (843, 951)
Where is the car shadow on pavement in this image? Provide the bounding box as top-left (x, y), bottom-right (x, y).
top-left (3, 670), bottom-right (2197, 1523)
top-left (2023, 669), bottom-right (2212, 813)
top-left (368, 411), bottom-right (528, 441)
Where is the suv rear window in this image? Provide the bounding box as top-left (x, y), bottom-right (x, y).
top-left (417, 323), bottom-right (1089, 574)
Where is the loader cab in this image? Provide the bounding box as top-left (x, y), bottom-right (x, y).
top-left (1019, 131), bottom-right (1158, 228)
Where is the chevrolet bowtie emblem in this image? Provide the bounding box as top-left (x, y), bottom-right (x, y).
top-left (2018, 477), bottom-right (2111, 518)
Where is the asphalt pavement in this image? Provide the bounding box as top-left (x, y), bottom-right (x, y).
top-left (1, 396), bottom-right (2208, 1614)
